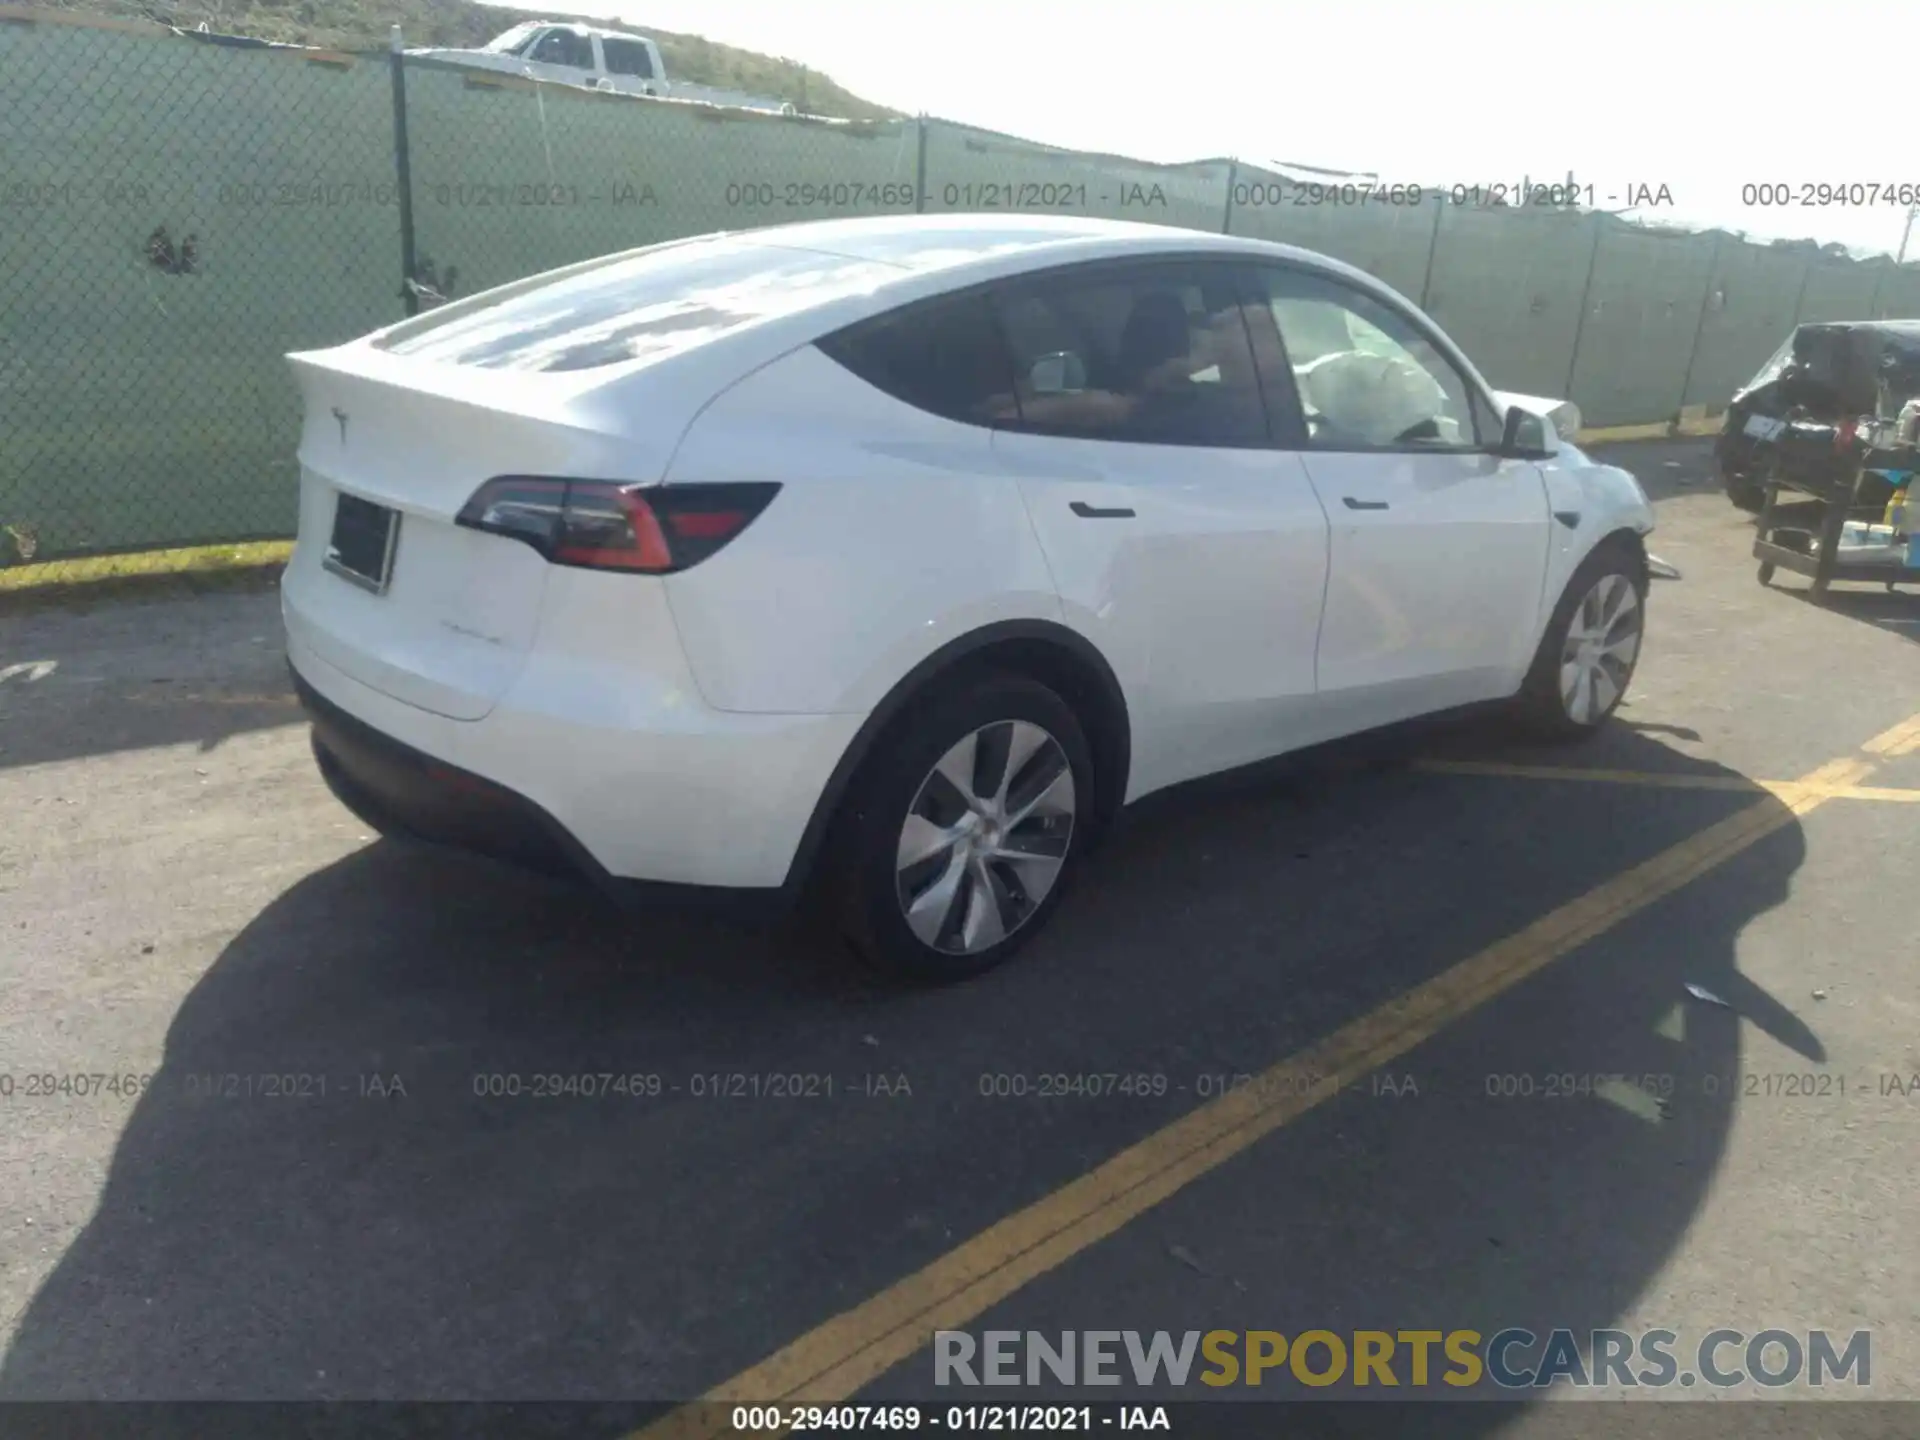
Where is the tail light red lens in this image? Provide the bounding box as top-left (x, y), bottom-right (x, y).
top-left (549, 484), bottom-right (673, 571)
top-left (455, 478), bottom-right (780, 573)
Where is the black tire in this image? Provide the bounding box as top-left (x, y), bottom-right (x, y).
top-left (824, 672), bottom-right (1095, 983)
top-left (1727, 476), bottom-right (1765, 513)
top-left (1513, 538), bottom-right (1649, 741)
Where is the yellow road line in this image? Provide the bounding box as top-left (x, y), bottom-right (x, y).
top-left (1862, 711), bottom-right (1920, 759)
top-left (636, 727), bottom-right (1910, 1438)
top-left (1830, 783), bottom-right (1920, 803)
top-left (1414, 759), bottom-right (1920, 804)
top-left (1414, 760), bottom-right (1769, 792)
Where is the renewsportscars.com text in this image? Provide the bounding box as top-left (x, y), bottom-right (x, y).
top-left (933, 1328), bottom-right (1871, 1390)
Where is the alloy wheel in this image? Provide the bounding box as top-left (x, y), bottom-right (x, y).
top-left (1559, 572), bottom-right (1643, 725)
top-left (894, 719), bottom-right (1076, 955)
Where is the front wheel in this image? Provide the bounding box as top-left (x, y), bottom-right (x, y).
top-left (1514, 540), bottom-right (1649, 740)
top-left (827, 673), bottom-right (1094, 982)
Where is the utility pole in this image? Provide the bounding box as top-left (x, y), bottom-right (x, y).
top-left (1899, 204), bottom-right (1918, 265)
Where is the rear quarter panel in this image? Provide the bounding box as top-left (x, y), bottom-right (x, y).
top-left (660, 345), bottom-right (1063, 715)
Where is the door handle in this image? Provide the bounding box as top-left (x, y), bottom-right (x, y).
top-left (1342, 497), bottom-right (1389, 511)
top-left (1069, 501), bottom-right (1135, 519)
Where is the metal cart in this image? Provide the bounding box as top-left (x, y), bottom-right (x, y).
top-left (1751, 423), bottom-right (1917, 596)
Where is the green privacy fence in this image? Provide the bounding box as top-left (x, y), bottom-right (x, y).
top-left (1225, 162), bottom-right (1441, 304)
top-left (6, 10), bottom-right (1920, 571)
top-left (0, 13), bottom-right (400, 565)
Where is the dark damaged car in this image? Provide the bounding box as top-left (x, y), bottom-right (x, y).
top-left (1716, 319), bottom-right (1920, 512)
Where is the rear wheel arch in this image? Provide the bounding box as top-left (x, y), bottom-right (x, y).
top-left (783, 621), bottom-right (1131, 896)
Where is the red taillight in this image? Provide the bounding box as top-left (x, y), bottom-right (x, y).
top-left (455, 478), bottom-right (779, 574)
top-left (549, 485), bottom-right (674, 571)
top-left (666, 508), bottom-right (748, 540)
top-left (1835, 417), bottom-right (1858, 451)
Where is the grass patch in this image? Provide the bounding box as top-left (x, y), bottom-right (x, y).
top-left (0, 539), bottom-right (291, 607)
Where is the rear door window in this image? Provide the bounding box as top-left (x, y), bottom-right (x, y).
top-left (989, 261), bottom-right (1269, 448)
top-left (815, 291), bottom-right (1020, 426)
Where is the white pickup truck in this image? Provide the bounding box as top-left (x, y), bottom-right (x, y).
top-left (407, 22), bottom-right (798, 115)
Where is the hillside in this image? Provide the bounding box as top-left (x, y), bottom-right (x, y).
top-left (39, 0), bottom-right (902, 120)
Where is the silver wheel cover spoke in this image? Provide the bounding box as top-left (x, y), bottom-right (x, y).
top-left (1005, 763), bottom-right (1074, 830)
top-left (896, 718), bottom-right (1076, 956)
top-left (959, 859), bottom-right (1010, 950)
top-left (902, 847), bottom-right (968, 946)
top-left (896, 812), bottom-right (961, 871)
top-left (987, 832), bottom-right (1067, 897)
top-left (932, 729), bottom-right (980, 804)
top-left (1559, 572), bottom-right (1641, 725)
top-left (995, 721), bottom-right (1052, 809)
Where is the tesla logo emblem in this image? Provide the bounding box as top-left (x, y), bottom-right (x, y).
top-left (332, 407), bottom-right (349, 445)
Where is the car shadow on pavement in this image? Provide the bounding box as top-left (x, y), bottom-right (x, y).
top-left (0, 717), bottom-right (1813, 1431)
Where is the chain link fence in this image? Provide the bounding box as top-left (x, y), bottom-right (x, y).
top-left (7, 7), bottom-right (1920, 584)
top-left (1, 14), bottom-right (401, 580)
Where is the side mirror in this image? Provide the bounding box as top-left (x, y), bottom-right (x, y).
top-left (1499, 405), bottom-right (1554, 459)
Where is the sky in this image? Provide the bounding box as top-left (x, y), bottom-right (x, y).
top-left (482, 0), bottom-right (1920, 261)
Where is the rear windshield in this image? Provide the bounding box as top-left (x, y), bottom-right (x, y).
top-left (1742, 334), bottom-right (1796, 394)
top-left (380, 237), bottom-right (904, 373)
top-left (479, 22), bottom-right (542, 54)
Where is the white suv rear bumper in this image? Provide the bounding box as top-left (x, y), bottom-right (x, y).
top-left (286, 620), bottom-right (861, 892)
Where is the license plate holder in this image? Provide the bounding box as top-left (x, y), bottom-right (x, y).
top-left (324, 491), bottom-right (401, 594)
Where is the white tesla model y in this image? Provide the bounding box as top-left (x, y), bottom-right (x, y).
top-left (283, 214), bottom-right (1659, 979)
